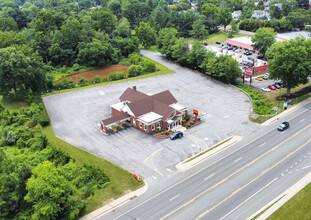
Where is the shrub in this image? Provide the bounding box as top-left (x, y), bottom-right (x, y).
top-left (119, 60), bottom-right (131, 66)
top-left (185, 115), bottom-right (190, 121)
top-left (78, 77), bottom-right (88, 87)
top-left (72, 63), bottom-right (80, 71)
top-left (128, 65), bottom-right (143, 77)
top-left (93, 75), bottom-right (101, 83)
top-left (165, 132), bottom-right (169, 135)
top-left (161, 132), bottom-right (164, 135)
top-left (102, 77), bottom-right (108, 82)
top-left (129, 52), bottom-right (143, 65)
top-left (182, 119), bottom-right (186, 124)
top-left (143, 60), bottom-right (156, 73)
top-left (116, 71), bottom-right (127, 80)
top-left (54, 78), bottom-right (75, 90)
top-left (108, 73), bottom-right (117, 81)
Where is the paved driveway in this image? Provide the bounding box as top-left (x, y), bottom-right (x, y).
top-left (43, 50), bottom-right (259, 182)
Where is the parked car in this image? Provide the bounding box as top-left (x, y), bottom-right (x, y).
top-left (256, 77), bottom-right (263, 81)
top-left (203, 42), bottom-right (208, 46)
top-left (257, 54), bottom-right (264, 59)
top-left (273, 84), bottom-right (281, 89)
top-left (263, 75), bottom-right (269, 80)
top-left (236, 49), bottom-right (241, 52)
top-left (244, 51), bottom-right (252, 55)
top-left (227, 47), bottom-right (233, 50)
top-left (277, 121), bottom-right (289, 131)
top-left (268, 84), bottom-right (276, 90)
top-left (216, 41), bottom-right (221, 44)
top-left (262, 87), bottom-right (270, 92)
top-left (275, 81), bottom-right (282, 87)
top-left (170, 131), bottom-right (183, 140)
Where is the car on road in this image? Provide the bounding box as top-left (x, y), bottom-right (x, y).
top-left (256, 77), bottom-right (263, 81)
top-left (244, 51), bottom-right (252, 56)
top-left (275, 82), bottom-right (282, 87)
top-left (277, 121), bottom-right (289, 131)
top-left (170, 131), bottom-right (183, 140)
top-left (257, 54), bottom-right (264, 59)
top-left (262, 87), bottom-right (270, 92)
top-left (268, 84), bottom-right (276, 90)
top-left (227, 47), bottom-right (233, 50)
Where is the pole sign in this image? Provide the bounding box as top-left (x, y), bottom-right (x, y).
top-left (134, 173), bottom-right (140, 181)
top-left (193, 109), bottom-right (199, 116)
top-left (245, 66), bottom-right (253, 75)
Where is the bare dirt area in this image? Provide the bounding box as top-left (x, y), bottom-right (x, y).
top-left (66, 65), bottom-right (129, 83)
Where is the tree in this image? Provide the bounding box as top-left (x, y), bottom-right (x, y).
top-left (25, 161), bottom-right (85, 220)
top-left (187, 41), bottom-right (210, 69)
top-left (157, 28), bottom-right (178, 58)
top-left (0, 16), bottom-right (18, 31)
top-left (108, 0), bottom-right (122, 18)
top-left (227, 20), bottom-right (239, 38)
top-left (257, 0), bottom-right (265, 10)
top-left (135, 22), bottom-right (156, 48)
top-left (113, 17), bottom-right (131, 38)
top-left (77, 39), bottom-right (120, 66)
top-left (266, 37), bottom-right (311, 96)
top-left (218, 8), bottom-right (232, 31)
top-left (172, 38), bottom-right (189, 65)
top-left (0, 31), bottom-right (26, 48)
top-left (201, 3), bottom-right (220, 32)
top-left (122, 2), bottom-right (152, 26)
top-left (251, 27), bottom-right (276, 56)
top-left (191, 19), bottom-right (209, 41)
top-left (269, 4), bottom-right (282, 19)
top-left (204, 55), bottom-right (241, 84)
top-left (0, 47), bottom-right (47, 99)
top-left (287, 9), bottom-right (310, 29)
top-left (90, 8), bottom-right (117, 34)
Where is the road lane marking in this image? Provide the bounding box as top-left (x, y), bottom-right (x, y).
top-left (166, 168), bottom-right (172, 172)
top-left (234, 157), bottom-right (242, 163)
top-left (219, 178), bottom-right (278, 220)
top-left (196, 138), bottom-right (311, 219)
top-left (144, 149), bottom-right (164, 177)
top-left (300, 118), bottom-right (305, 123)
top-left (258, 143), bottom-right (265, 148)
top-left (111, 108), bottom-right (311, 220)
top-left (160, 124), bottom-right (311, 220)
top-left (204, 173), bottom-right (215, 181)
top-left (302, 165), bottom-right (311, 169)
top-left (169, 194), bottom-right (180, 202)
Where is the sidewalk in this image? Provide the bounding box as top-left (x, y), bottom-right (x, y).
top-left (248, 171), bottom-right (311, 220)
top-left (80, 181), bottom-right (148, 220)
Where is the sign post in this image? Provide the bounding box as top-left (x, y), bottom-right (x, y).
top-left (193, 109), bottom-right (199, 120)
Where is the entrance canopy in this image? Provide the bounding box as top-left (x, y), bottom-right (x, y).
top-left (102, 112), bottom-right (130, 127)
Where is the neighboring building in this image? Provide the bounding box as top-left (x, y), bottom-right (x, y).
top-left (252, 10), bottom-right (266, 19)
top-left (232, 10), bottom-right (242, 20)
top-left (100, 86), bottom-right (187, 134)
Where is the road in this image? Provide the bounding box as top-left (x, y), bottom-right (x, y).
top-left (99, 100), bottom-right (311, 220)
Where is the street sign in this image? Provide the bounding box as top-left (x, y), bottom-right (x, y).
top-left (193, 109), bottom-right (199, 116)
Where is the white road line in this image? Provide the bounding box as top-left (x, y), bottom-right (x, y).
top-left (258, 143), bottom-right (265, 148)
top-left (219, 178), bottom-right (278, 220)
top-left (300, 118), bottom-right (306, 123)
top-left (204, 173), bottom-right (215, 181)
top-left (234, 157), bottom-right (242, 163)
top-left (166, 168), bottom-right (172, 173)
top-left (152, 176), bottom-right (157, 180)
top-left (169, 194), bottom-right (180, 201)
top-left (302, 165), bottom-right (311, 169)
top-left (111, 106), bottom-right (311, 220)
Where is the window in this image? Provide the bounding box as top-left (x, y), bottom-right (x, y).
top-left (157, 122), bottom-right (160, 129)
top-left (133, 119), bottom-right (136, 126)
top-left (144, 124), bottom-right (147, 130)
top-left (140, 122), bottom-right (142, 128)
top-left (152, 124), bottom-right (155, 130)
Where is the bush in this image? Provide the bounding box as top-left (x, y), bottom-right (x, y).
top-left (129, 53), bottom-right (143, 65)
top-left (165, 132), bottom-right (169, 135)
top-left (185, 115), bottom-right (190, 121)
top-left (128, 65), bottom-right (143, 77)
top-left (119, 60), bottom-right (132, 66)
top-left (182, 119), bottom-right (186, 124)
top-left (108, 73), bottom-right (117, 81)
top-left (93, 75), bottom-right (101, 83)
top-left (78, 77), bottom-right (88, 87)
top-left (161, 132), bottom-right (164, 135)
top-left (54, 78), bottom-right (75, 90)
top-left (102, 77), bottom-right (108, 82)
top-left (116, 71), bottom-right (127, 80)
top-left (72, 63), bottom-right (80, 71)
top-left (143, 60), bottom-right (156, 73)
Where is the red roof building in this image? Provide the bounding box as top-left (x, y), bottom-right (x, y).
top-left (101, 86), bottom-right (187, 134)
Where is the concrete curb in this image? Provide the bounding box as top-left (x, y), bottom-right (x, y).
top-left (176, 135), bottom-right (242, 171)
top-left (80, 180), bottom-right (148, 220)
top-left (261, 97), bottom-right (311, 126)
top-left (247, 171), bottom-right (311, 220)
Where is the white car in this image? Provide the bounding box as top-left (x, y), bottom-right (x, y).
top-left (262, 87), bottom-right (271, 92)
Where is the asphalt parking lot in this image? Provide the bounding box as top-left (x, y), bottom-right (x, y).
top-left (43, 50), bottom-right (260, 182)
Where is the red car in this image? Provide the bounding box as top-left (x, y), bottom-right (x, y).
top-left (268, 84), bottom-right (276, 90)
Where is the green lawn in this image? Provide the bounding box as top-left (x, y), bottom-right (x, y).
top-left (0, 96), bottom-right (29, 111)
top-left (140, 45), bottom-right (159, 52)
top-left (267, 183), bottom-right (311, 220)
top-left (43, 125), bottom-right (144, 215)
top-left (188, 31), bottom-right (249, 45)
top-left (46, 55), bottom-right (174, 95)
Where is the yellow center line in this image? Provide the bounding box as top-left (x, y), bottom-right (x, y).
top-left (196, 138), bottom-right (311, 219)
top-left (160, 123), bottom-right (311, 220)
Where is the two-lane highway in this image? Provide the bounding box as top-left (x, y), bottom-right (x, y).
top-left (99, 101), bottom-right (311, 220)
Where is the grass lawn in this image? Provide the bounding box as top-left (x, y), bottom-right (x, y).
top-left (46, 55), bottom-right (174, 95)
top-left (267, 183), bottom-right (311, 220)
top-left (187, 31), bottom-right (249, 45)
top-left (140, 45), bottom-right (159, 52)
top-left (43, 125), bottom-right (144, 215)
top-left (0, 95), bottom-right (29, 111)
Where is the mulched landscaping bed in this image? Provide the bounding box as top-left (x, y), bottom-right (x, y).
top-left (183, 116), bottom-right (202, 128)
top-left (154, 130), bottom-right (175, 139)
top-left (65, 65), bottom-right (129, 83)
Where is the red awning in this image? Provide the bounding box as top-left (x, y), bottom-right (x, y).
top-left (225, 39), bottom-right (253, 50)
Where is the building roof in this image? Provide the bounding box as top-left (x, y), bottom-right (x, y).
top-left (150, 90), bottom-right (177, 105)
top-left (119, 87), bottom-right (149, 103)
top-left (138, 112), bottom-right (162, 124)
top-left (102, 112), bottom-right (130, 126)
